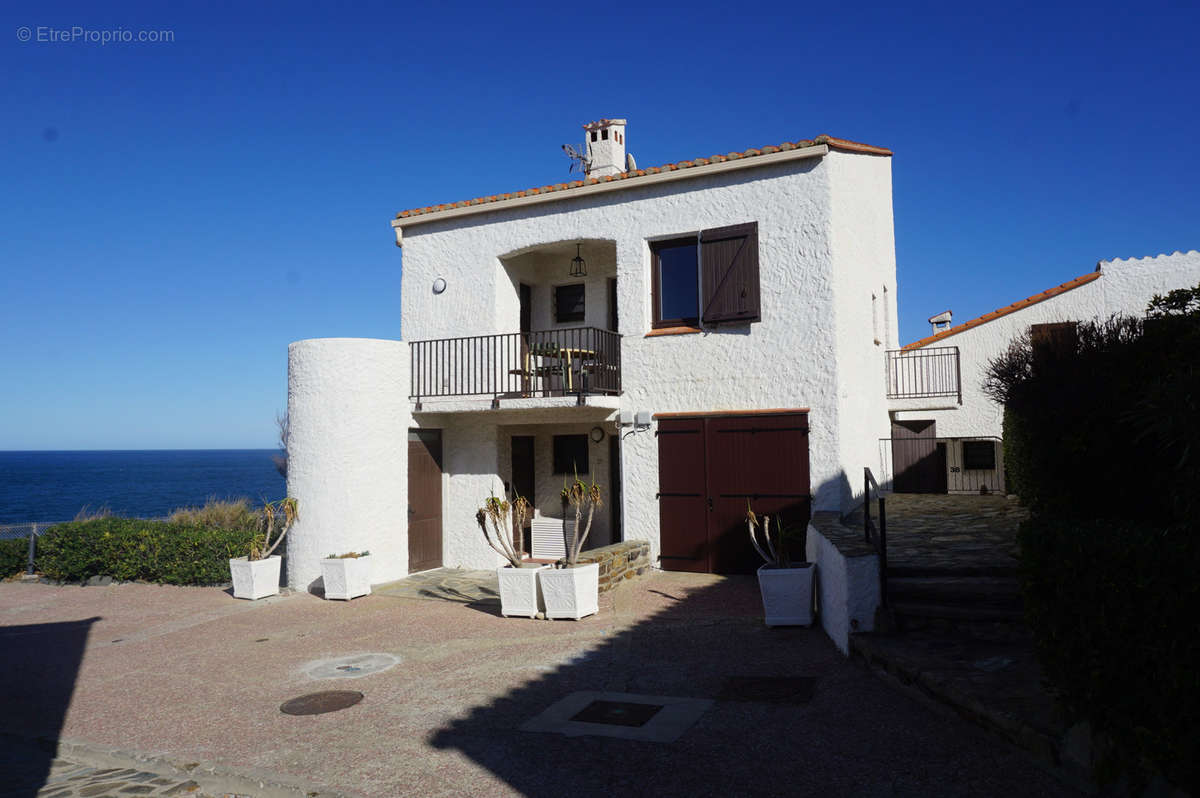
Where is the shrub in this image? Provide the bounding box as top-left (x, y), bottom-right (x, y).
top-left (0, 537), bottom-right (28, 579)
top-left (1020, 516), bottom-right (1200, 792)
top-left (986, 312), bottom-right (1200, 523)
top-left (168, 498), bottom-right (256, 528)
top-left (36, 518), bottom-right (260, 585)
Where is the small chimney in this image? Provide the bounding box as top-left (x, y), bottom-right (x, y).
top-left (928, 310), bottom-right (953, 334)
top-left (583, 118), bottom-right (627, 179)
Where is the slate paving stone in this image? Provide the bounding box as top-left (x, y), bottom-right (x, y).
top-left (846, 493), bottom-right (1027, 571)
top-left (374, 567), bottom-right (500, 604)
top-left (0, 737), bottom-right (221, 798)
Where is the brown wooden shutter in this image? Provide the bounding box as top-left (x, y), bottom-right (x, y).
top-left (700, 222), bottom-right (759, 324)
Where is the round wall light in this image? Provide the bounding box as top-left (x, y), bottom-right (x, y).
top-left (590, 426), bottom-right (606, 443)
top-left (432, 277), bottom-right (447, 294)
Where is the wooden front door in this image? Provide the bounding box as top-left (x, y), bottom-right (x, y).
top-left (658, 412), bottom-right (811, 574)
top-left (891, 419), bottom-right (944, 494)
top-left (408, 429), bottom-right (443, 573)
top-left (510, 435), bottom-right (535, 555)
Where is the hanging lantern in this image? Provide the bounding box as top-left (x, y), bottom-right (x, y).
top-left (569, 243), bottom-right (587, 277)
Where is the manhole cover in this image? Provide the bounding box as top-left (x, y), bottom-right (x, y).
top-left (718, 676), bottom-right (817, 704)
top-left (280, 690), bottom-right (363, 716)
top-left (301, 653), bottom-right (400, 680)
top-left (570, 700), bottom-right (664, 727)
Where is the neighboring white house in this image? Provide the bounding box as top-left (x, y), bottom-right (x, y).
top-left (887, 250), bottom-right (1200, 494)
top-left (284, 119), bottom-right (917, 591)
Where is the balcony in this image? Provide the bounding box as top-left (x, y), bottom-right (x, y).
top-left (410, 327), bottom-right (621, 409)
top-left (886, 347), bottom-right (961, 405)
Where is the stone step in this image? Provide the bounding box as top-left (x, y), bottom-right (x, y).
top-left (888, 576), bottom-right (1022, 608)
top-left (889, 600), bottom-right (1026, 623)
top-left (888, 564), bottom-right (1019, 578)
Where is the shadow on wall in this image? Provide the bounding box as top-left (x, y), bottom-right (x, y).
top-left (0, 616), bottom-right (98, 796)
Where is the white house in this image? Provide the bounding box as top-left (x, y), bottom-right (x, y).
top-left (284, 119), bottom-right (915, 591)
top-left (887, 250), bottom-right (1200, 494)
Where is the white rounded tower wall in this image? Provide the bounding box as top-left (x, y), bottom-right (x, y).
top-left (286, 338), bottom-right (411, 591)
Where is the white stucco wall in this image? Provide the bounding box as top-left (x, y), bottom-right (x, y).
top-left (286, 338), bottom-right (411, 590)
top-left (806, 522), bottom-right (880, 655)
top-left (414, 408), bottom-right (617, 570)
top-left (828, 150), bottom-right (899, 509)
top-left (905, 250), bottom-right (1200, 441)
top-left (395, 149), bottom-right (904, 570)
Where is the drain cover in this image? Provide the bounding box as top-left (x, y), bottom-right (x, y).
top-left (302, 653), bottom-right (400, 680)
top-left (570, 700), bottom-right (664, 727)
top-left (280, 690), bottom-right (363, 716)
top-left (718, 676), bottom-right (816, 704)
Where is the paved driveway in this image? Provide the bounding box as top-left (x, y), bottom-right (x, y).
top-left (0, 572), bottom-right (1076, 797)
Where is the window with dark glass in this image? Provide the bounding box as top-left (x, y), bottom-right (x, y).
top-left (554, 283), bottom-right (586, 323)
top-left (962, 440), bottom-right (996, 470)
top-left (553, 434), bottom-right (589, 474)
top-left (651, 223), bottom-right (760, 329)
top-left (651, 237), bottom-right (700, 327)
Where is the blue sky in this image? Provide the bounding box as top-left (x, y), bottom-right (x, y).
top-left (2, 0), bottom-right (1197, 449)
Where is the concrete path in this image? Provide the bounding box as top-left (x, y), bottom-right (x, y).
top-left (0, 573), bottom-right (1079, 797)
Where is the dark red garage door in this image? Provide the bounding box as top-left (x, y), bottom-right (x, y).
top-left (658, 412), bottom-right (810, 574)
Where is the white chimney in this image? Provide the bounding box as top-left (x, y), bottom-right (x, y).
top-left (583, 118), bottom-right (627, 179)
top-left (928, 310), bottom-right (953, 334)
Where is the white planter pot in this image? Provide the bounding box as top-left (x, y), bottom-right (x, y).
top-left (757, 562), bottom-right (814, 626)
top-left (321, 556), bottom-right (372, 600)
top-left (539, 562), bottom-right (599, 620)
top-left (497, 564), bottom-right (548, 618)
top-left (229, 555), bottom-right (281, 600)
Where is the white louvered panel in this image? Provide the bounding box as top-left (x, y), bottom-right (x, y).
top-left (530, 517), bottom-right (567, 560)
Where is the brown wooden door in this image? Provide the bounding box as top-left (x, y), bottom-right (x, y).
top-left (658, 412), bottom-right (810, 574)
top-left (891, 419), bottom-right (943, 493)
top-left (706, 414), bottom-right (811, 574)
top-left (408, 429), bottom-right (443, 572)
top-left (657, 418), bottom-right (709, 572)
top-left (609, 434), bottom-right (622, 543)
top-left (510, 435), bottom-right (535, 555)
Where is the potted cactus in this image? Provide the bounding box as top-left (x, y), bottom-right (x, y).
top-left (229, 497), bottom-right (296, 600)
top-left (539, 473), bottom-right (602, 620)
top-left (747, 503), bottom-right (813, 626)
top-left (478, 493), bottom-right (545, 618)
top-left (320, 551), bottom-right (372, 600)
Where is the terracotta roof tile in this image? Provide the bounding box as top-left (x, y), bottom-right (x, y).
top-left (394, 134), bottom-right (892, 219)
top-left (901, 271), bottom-right (1102, 351)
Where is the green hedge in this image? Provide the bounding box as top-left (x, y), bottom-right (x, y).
top-left (1, 537), bottom-right (29, 579)
top-left (993, 314), bottom-right (1200, 523)
top-left (35, 518), bottom-right (260, 585)
top-left (1020, 515), bottom-right (1200, 791)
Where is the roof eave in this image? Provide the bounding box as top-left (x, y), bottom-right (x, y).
top-left (389, 142), bottom-right (832, 246)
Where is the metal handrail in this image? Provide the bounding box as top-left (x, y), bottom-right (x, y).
top-left (864, 467), bottom-right (888, 608)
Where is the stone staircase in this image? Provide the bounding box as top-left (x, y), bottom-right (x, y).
top-left (886, 570), bottom-right (1025, 627)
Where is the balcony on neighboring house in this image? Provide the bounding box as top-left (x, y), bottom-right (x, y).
top-left (410, 327), bottom-right (621, 410)
top-left (885, 346), bottom-right (962, 408)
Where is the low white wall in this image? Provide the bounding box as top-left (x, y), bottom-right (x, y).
top-left (806, 521), bottom-right (880, 655)
top-left (286, 338), bottom-right (411, 591)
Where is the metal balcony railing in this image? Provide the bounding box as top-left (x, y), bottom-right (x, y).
top-left (409, 327), bottom-right (621, 407)
top-left (885, 347), bottom-right (961, 403)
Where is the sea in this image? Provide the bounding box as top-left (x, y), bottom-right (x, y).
top-left (0, 450), bottom-right (286, 524)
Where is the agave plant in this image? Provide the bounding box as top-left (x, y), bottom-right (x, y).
top-left (560, 470), bottom-right (603, 567)
top-left (746, 501), bottom-right (802, 568)
top-left (476, 492), bottom-right (531, 568)
top-left (249, 497), bottom-right (298, 561)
